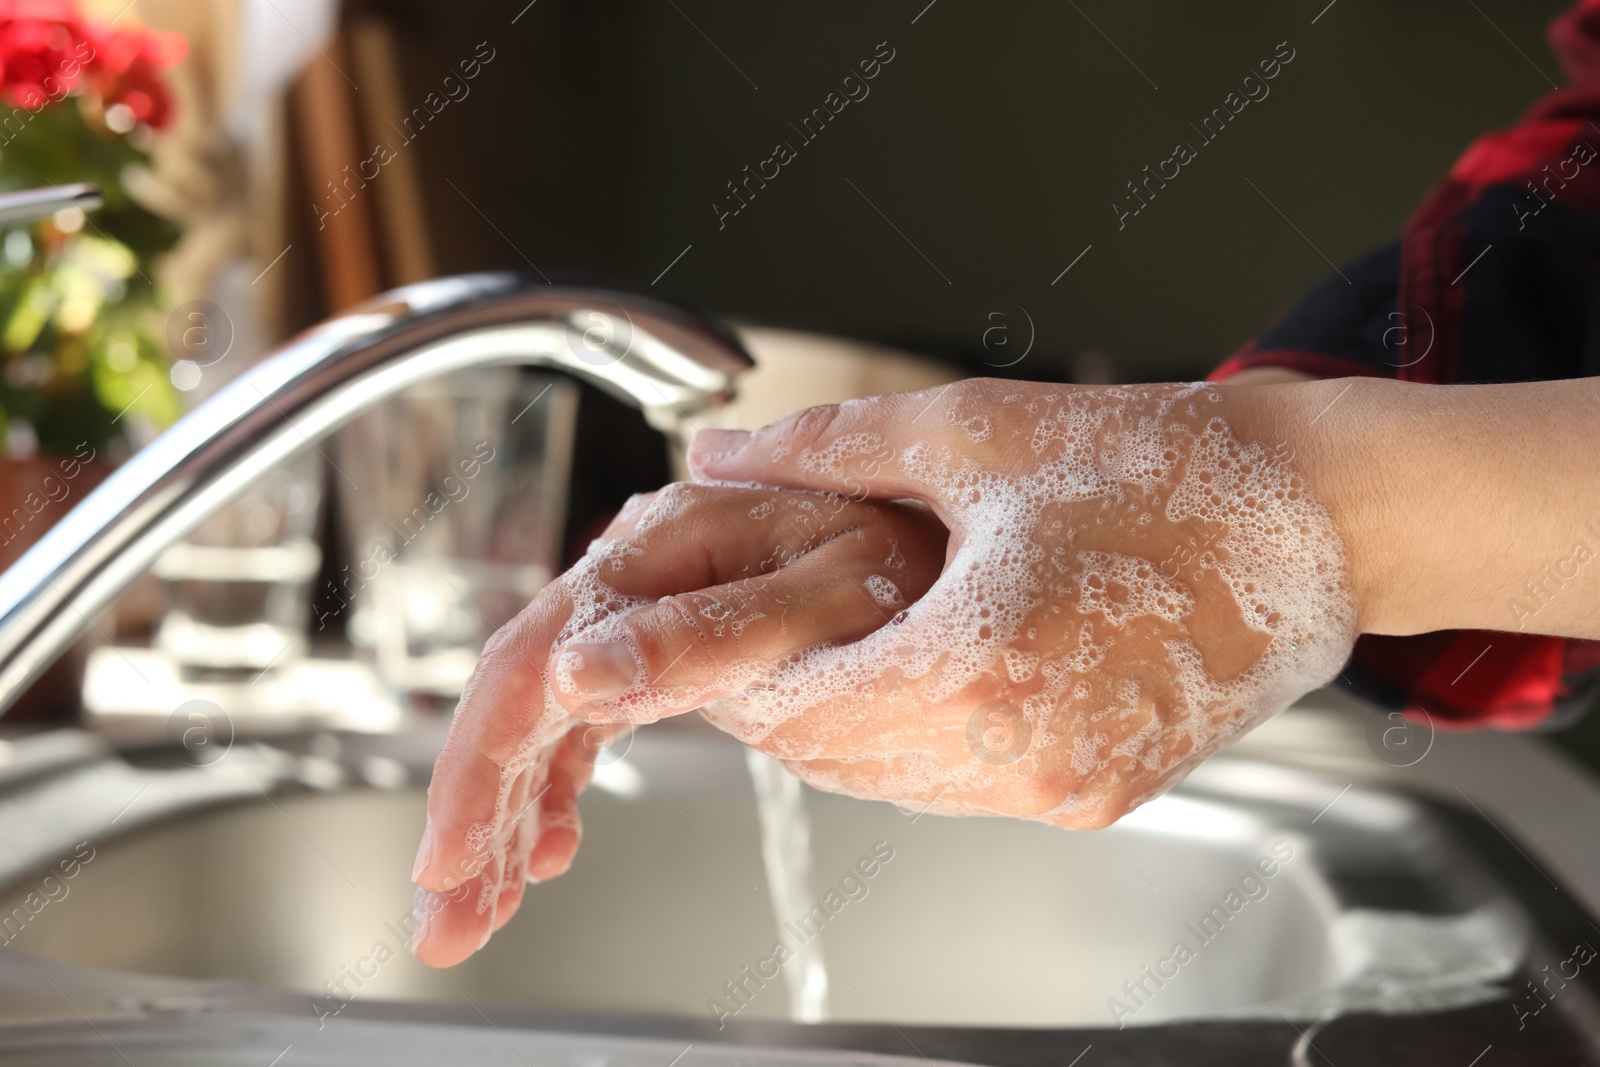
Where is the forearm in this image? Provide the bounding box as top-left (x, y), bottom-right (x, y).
top-left (1225, 376), bottom-right (1600, 639)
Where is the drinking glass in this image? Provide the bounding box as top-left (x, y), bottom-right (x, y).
top-left (153, 450), bottom-right (323, 679)
top-left (334, 368), bottom-right (578, 699)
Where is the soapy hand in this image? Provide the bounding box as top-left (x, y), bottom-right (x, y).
top-left (681, 380), bottom-right (1358, 820)
top-left (410, 483), bottom-right (947, 966)
top-left (412, 378), bottom-right (1363, 967)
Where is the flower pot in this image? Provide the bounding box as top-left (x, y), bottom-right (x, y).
top-left (0, 450), bottom-right (108, 721)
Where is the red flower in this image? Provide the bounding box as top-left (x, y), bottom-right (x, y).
top-left (0, 0), bottom-right (92, 111)
top-left (0, 1), bottom-right (187, 129)
top-left (86, 24), bottom-right (185, 129)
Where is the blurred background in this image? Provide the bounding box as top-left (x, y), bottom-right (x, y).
top-left (1, 0), bottom-right (1575, 432)
top-left (282, 0), bottom-right (1568, 377)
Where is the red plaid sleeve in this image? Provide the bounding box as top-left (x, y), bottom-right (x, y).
top-left (1210, 0), bottom-right (1600, 729)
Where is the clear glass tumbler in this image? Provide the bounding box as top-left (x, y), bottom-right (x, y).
top-left (153, 449), bottom-right (324, 679)
top-left (333, 368), bottom-right (578, 699)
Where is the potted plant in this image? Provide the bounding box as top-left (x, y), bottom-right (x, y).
top-left (0, 0), bottom-right (187, 570)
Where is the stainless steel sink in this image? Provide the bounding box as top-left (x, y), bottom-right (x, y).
top-left (0, 709), bottom-right (1557, 1034)
top-left (0, 725), bottom-right (1343, 1028)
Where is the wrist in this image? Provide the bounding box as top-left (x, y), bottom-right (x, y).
top-left (1219, 377), bottom-right (1414, 637)
top-left (1222, 375), bottom-right (1600, 641)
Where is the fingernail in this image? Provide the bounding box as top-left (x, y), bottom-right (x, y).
top-left (690, 428), bottom-right (751, 466)
top-left (556, 641), bottom-right (638, 701)
top-left (411, 817), bottom-right (434, 882)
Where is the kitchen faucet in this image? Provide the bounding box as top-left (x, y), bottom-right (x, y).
top-left (0, 273), bottom-right (753, 716)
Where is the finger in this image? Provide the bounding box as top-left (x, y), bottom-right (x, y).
top-left (413, 584), bottom-right (573, 894)
top-left (421, 745), bottom-right (578, 965)
top-left (687, 389), bottom-right (938, 499)
top-left (595, 483), bottom-right (891, 600)
top-left (412, 877), bottom-right (493, 968)
top-left (548, 507), bottom-right (946, 717)
top-left (413, 760), bottom-right (543, 965)
top-left (414, 775), bottom-right (533, 967)
top-left (603, 490), bottom-right (659, 538)
top-left (585, 486), bottom-right (675, 546)
top-left (489, 762), bottom-right (549, 931)
top-left (482, 722), bottom-right (617, 939)
top-left (526, 725), bottom-right (603, 881)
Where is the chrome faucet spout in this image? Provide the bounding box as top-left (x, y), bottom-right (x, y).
top-left (0, 273), bottom-right (753, 715)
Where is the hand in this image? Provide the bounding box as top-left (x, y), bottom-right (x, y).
top-left (409, 483), bottom-right (946, 966)
top-left (684, 379), bottom-right (1360, 825)
top-left (412, 372), bottom-right (1600, 968)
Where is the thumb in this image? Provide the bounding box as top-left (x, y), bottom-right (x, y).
top-left (688, 387), bottom-right (951, 500)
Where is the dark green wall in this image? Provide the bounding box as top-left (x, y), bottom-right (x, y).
top-left (412, 0), bottom-right (1572, 380)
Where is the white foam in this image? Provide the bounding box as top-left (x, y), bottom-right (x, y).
top-left (1075, 551), bottom-right (1195, 628)
top-left (864, 574), bottom-right (905, 609)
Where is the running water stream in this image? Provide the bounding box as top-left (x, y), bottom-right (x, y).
top-left (745, 748), bottom-right (829, 1022)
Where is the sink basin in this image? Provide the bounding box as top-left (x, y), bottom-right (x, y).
top-left (0, 715), bottom-right (1534, 1031)
top-left (0, 741), bottom-right (1329, 1028)
top-left (0, 704), bottom-right (1597, 1064)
